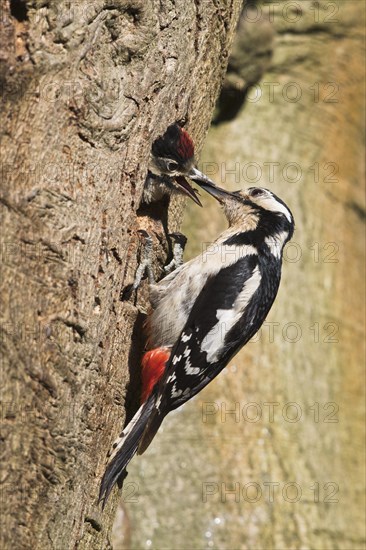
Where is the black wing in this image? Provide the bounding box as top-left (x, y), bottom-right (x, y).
top-left (138, 252), bottom-right (282, 453)
top-left (159, 252), bottom-right (279, 411)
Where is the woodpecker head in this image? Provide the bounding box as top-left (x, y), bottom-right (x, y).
top-left (149, 123), bottom-right (216, 206)
top-left (199, 182), bottom-right (295, 243)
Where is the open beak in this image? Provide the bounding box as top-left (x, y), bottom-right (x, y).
top-left (188, 168), bottom-right (233, 204)
top-left (188, 167), bottom-right (218, 186)
top-left (175, 168), bottom-right (234, 206)
top-left (175, 176), bottom-right (202, 206)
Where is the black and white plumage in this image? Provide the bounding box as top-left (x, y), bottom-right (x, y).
top-left (99, 185), bottom-right (294, 506)
top-left (143, 123), bottom-right (216, 206)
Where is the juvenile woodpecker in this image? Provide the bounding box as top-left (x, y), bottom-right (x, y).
top-left (143, 123), bottom-right (215, 206)
top-left (100, 184), bottom-right (295, 506)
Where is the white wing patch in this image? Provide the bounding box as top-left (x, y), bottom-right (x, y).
top-left (200, 266), bottom-right (262, 363)
top-left (148, 243), bottom-right (257, 350)
top-left (213, 244), bottom-right (257, 263)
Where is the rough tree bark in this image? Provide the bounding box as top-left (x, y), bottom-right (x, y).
top-left (0, 1), bottom-right (243, 548)
top-left (118, 0), bottom-right (365, 548)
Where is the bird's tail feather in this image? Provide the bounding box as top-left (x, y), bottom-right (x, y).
top-left (137, 409), bottom-right (164, 456)
top-left (99, 395), bottom-right (155, 507)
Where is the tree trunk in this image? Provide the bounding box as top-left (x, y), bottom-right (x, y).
top-left (118, 0), bottom-right (365, 548)
top-left (0, 1), bottom-right (243, 548)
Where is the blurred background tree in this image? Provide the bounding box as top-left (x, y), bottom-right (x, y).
top-left (115, 1), bottom-right (366, 548)
top-left (0, 0), bottom-right (242, 548)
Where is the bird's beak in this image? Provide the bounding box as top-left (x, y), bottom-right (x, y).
top-left (174, 176), bottom-right (202, 206)
top-left (188, 168), bottom-right (233, 204)
top-left (188, 167), bottom-right (218, 186)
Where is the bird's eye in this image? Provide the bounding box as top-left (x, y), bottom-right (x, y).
top-left (250, 188), bottom-right (264, 197)
top-left (166, 161), bottom-right (179, 172)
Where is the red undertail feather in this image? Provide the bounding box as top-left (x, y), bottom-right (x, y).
top-left (141, 348), bottom-right (170, 403)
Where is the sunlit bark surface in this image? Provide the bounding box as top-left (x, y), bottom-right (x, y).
top-left (120, 1), bottom-right (365, 548)
top-left (0, 0), bottom-right (242, 547)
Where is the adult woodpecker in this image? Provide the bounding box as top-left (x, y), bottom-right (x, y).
top-left (99, 184), bottom-right (295, 506)
top-left (142, 123), bottom-right (215, 206)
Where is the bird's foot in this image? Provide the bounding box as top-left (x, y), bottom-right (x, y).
top-left (164, 232), bottom-right (188, 274)
top-left (121, 230), bottom-right (155, 300)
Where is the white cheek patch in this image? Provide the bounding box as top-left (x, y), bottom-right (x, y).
top-left (258, 195), bottom-right (292, 223)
